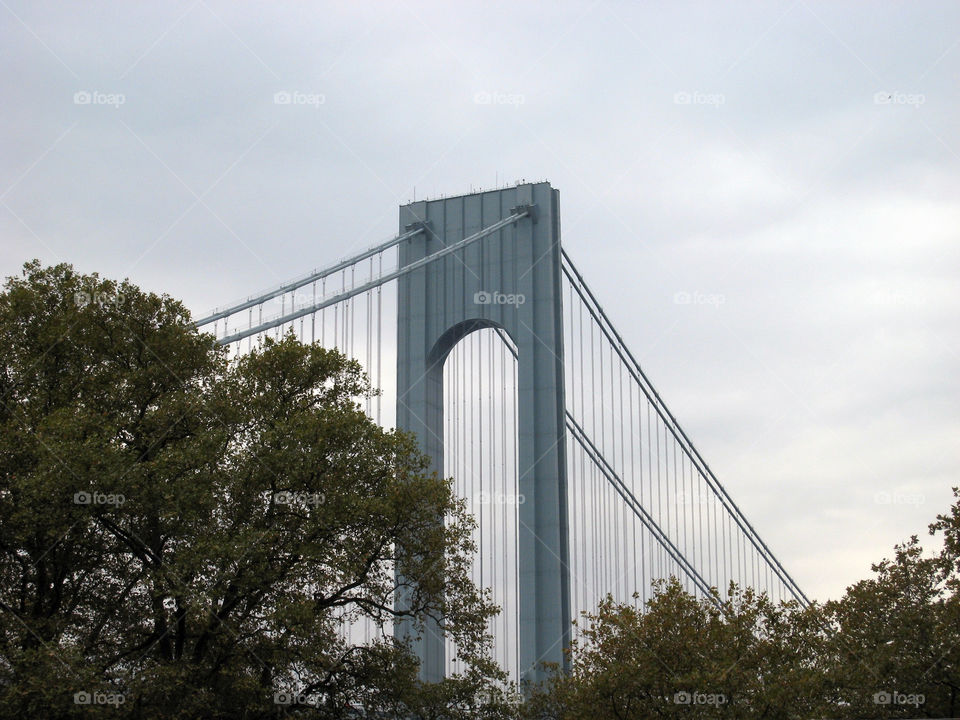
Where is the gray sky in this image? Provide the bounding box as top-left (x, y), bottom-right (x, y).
top-left (2, 1), bottom-right (958, 602)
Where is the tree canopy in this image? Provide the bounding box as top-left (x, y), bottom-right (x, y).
top-left (526, 488), bottom-right (960, 719)
top-left (0, 261), bottom-right (510, 718)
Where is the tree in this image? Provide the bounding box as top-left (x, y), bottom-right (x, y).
top-left (0, 261), bottom-right (512, 719)
top-left (822, 535), bottom-right (959, 718)
top-left (525, 580), bottom-right (828, 720)
top-left (527, 487), bottom-right (960, 720)
top-left (931, 487), bottom-right (960, 588)
top-left (820, 487), bottom-right (960, 719)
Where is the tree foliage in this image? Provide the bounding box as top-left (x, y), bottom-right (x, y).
top-left (528, 489), bottom-right (960, 719)
top-left (525, 581), bottom-right (826, 719)
top-left (0, 262), bottom-right (511, 718)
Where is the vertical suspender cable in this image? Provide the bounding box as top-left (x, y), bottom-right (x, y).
top-left (333, 293), bottom-right (338, 350)
top-left (487, 330), bottom-right (494, 650)
top-left (676, 440), bottom-right (683, 567)
top-left (698, 461), bottom-right (704, 593)
top-left (504, 337), bottom-right (510, 675)
top-left (598, 337), bottom-right (606, 595)
top-left (655, 407), bottom-right (663, 580)
top-left (590, 314), bottom-right (598, 601)
top-left (628, 365), bottom-right (636, 601)
top-left (622, 364), bottom-right (629, 601)
top-left (610, 348), bottom-right (626, 597)
top-left (646, 402), bottom-right (654, 580)
top-left (475, 332), bottom-right (482, 592)
top-left (376, 254), bottom-right (382, 425)
top-left (350, 266), bottom-right (355, 360)
top-left (366, 260), bottom-right (373, 417)
top-left (578, 291), bottom-right (586, 615)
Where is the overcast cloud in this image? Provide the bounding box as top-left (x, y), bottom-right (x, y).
top-left (2, 1), bottom-right (958, 601)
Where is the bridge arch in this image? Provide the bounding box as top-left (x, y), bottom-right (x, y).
top-left (428, 318), bottom-right (517, 366)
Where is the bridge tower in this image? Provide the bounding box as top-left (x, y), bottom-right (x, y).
top-left (395, 182), bottom-right (570, 686)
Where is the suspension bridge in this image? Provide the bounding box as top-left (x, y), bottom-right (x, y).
top-left (194, 181), bottom-right (808, 688)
